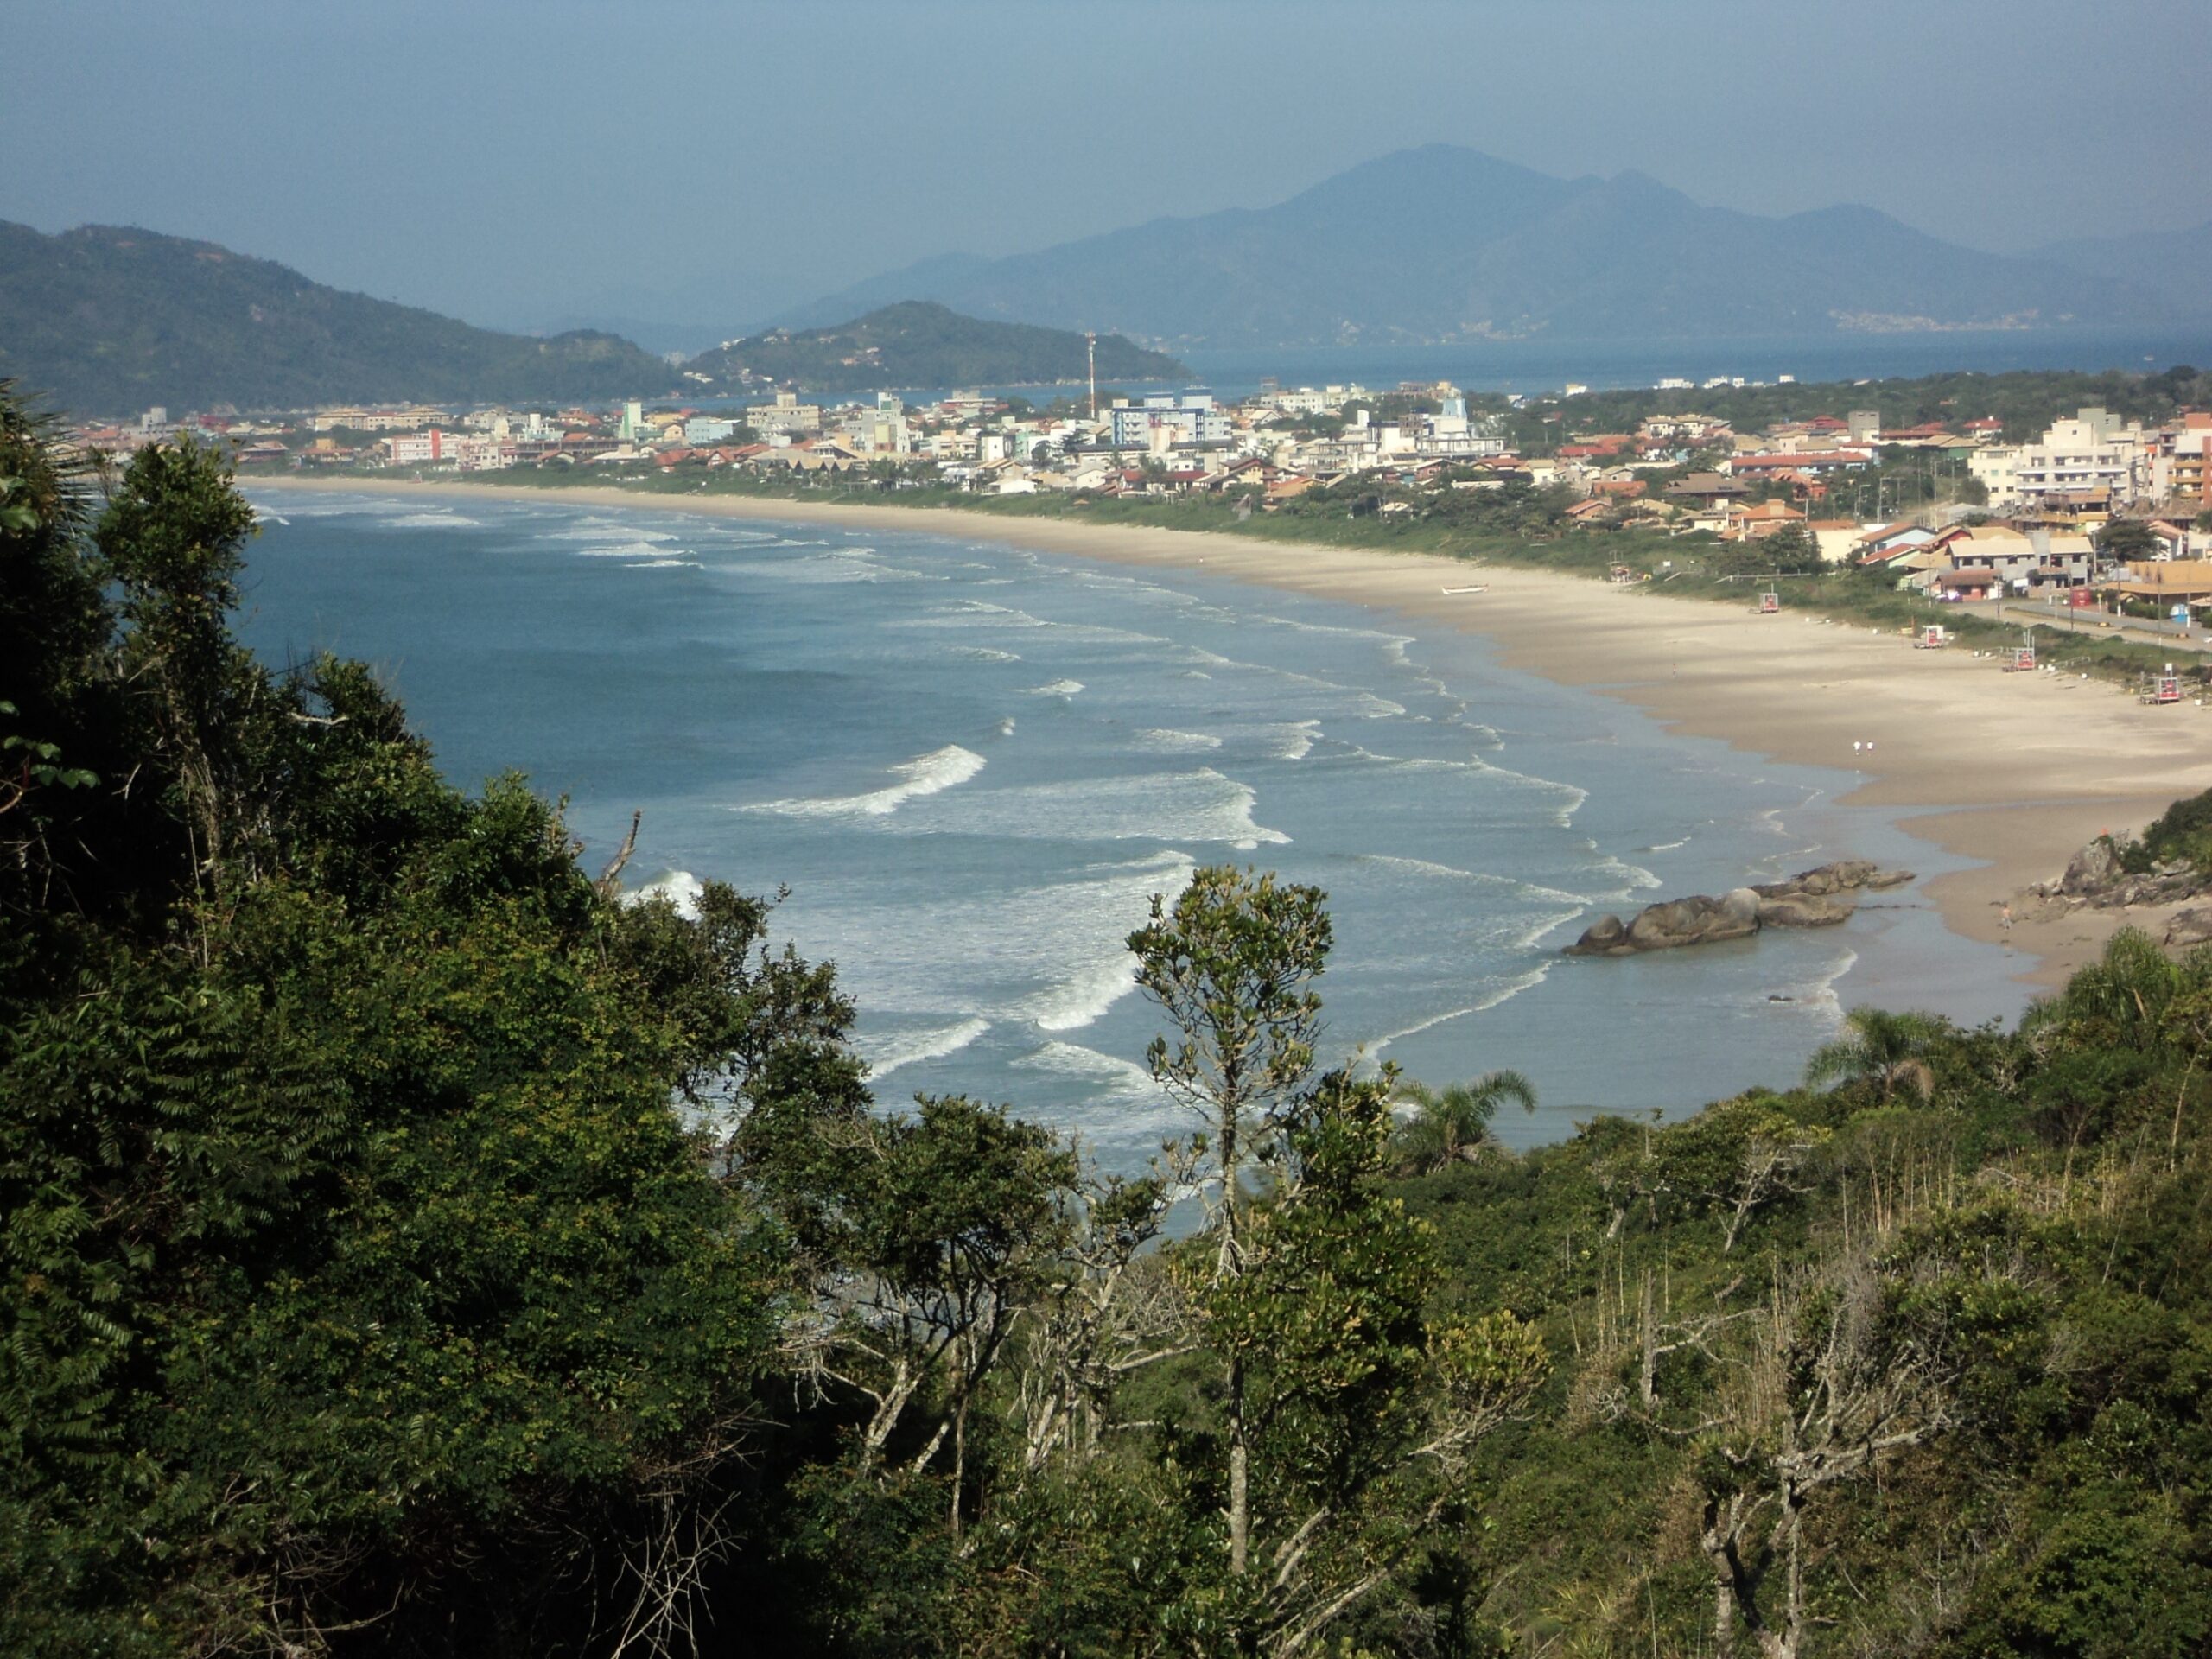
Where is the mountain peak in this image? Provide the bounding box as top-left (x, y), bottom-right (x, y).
top-left (770, 146), bottom-right (2190, 347)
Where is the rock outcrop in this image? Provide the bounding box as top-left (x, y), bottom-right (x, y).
top-left (1565, 861), bottom-right (1911, 957)
top-left (2165, 908), bottom-right (2212, 950)
top-left (2038, 837), bottom-right (2208, 911)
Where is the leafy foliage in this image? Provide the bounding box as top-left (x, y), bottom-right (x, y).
top-left (11, 389), bottom-right (2212, 1654)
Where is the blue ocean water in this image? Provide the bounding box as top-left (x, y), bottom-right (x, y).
top-left (238, 489), bottom-right (2024, 1162)
top-left (1175, 327), bottom-right (2212, 399)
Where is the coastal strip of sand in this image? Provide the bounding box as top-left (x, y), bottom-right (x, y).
top-left (252, 476), bottom-right (2212, 990)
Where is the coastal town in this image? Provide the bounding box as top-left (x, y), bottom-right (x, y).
top-left (74, 373), bottom-right (2212, 619)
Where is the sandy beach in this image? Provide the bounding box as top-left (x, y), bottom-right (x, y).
top-left (253, 476), bottom-right (2212, 992)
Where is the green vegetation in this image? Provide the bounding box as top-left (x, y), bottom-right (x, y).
top-left (0, 220), bottom-right (677, 416)
top-left (1497, 363), bottom-right (2212, 453)
top-left (2114, 783), bottom-right (2212, 878)
top-left (15, 393), bottom-right (2212, 1654)
top-left (683, 301), bottom-right (1187, 395)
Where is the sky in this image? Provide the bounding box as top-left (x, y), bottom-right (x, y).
top-left (7, 0), bottom-right (2210, 342)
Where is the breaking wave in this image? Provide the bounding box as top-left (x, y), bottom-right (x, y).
top-left (741, 744), bottom-right (987, 819)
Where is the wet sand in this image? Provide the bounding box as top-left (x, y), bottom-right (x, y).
top-left (255, 476), bottom-right (2212, 991)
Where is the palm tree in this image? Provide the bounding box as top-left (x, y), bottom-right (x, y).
top-left (1390, 1072), bottom-right (1537, 1174)
top-left (1803, 1008), bottom-right (1951, 1102)
top-left (2022, 927), bottom-right (2191, 1050)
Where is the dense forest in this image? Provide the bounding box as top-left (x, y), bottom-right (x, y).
top-left (0, 221), bottom-right (678, 416)
top-left (6, 391), bottom-right (2212, 1656)
top-left (682, 301), bottom-right (1188, 395)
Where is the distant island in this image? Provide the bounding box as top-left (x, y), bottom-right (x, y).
top-left (0, 220), bottom-right (678, 416)
top-left (683, 301), bottom-right (1186, 396)
top-left (773, 145), bottom-right (2208, 349)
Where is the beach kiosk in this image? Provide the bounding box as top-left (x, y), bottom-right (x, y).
top-left (1609, 563), bottom-right (1637, 587)
top-left (2151, 666), bottom-right (2183, 705)
top-left (1916, 623), bottom-right (1948, 650)
top-left (2005, 632), bottom-right (2036, 672)
top-left (1758, 588), bottom-right (1781, 615)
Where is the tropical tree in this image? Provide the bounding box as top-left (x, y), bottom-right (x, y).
top-left (1804, 1007), bottom-right (1952, 1102)
top-left (1128, 866), bottom-right (1330, 1577)
top-left (1389, 1072), bottom-right (1536, 1174)
top-left (2094, 517), bottom-right (2162, 562)
top-left (1127, 868), bottom-right (1546, 1652)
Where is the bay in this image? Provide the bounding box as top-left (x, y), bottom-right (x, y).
top-left (238, 489), bottom-right (2022, 1162)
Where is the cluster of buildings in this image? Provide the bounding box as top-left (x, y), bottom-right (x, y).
top-left (70, 380), bottom-right (2212, 617)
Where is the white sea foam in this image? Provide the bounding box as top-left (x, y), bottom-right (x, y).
top-left (742, 744), bottom-right (987, 819)
top-left (855, 1017), bottom-right (992, 1081)
top-left (571, 540), bottom-right (688, 559)
top-left (1023, 678), bottom-right (1085, 697)
top-left (1011, 1040), bottom-right (1178, 1135)
top-left (1135, 728), bottom-right (1224, 753)
top-left (1019, 953), bottom-right (1140, 1033)
top-left (911, 769), bottom-right (1287, 849)
top-left (392, 511), bottom-right (480, 528)
top-left (540, 522), bottom-right (677, 543)
top-left (1266, 721), bottom-right (1320, 760)
top-left (950, 646), bottom-right (1023, 663)
top-left (624, 869), bottom-right (703, 918)
top-left (791, 852), bottom-right (1193, 1041)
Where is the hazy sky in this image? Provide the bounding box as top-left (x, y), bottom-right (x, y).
top-left (8, 0), bottom-right (2210, 336)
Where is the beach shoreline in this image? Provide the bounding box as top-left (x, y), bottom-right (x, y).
top-left (251, 474), bottom-right (2212, 993)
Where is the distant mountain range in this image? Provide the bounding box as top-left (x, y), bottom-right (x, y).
top-left (2031, 222), bottom-right (2212, 319)
top-left (772, 146), bottom-right (2208, 349)
top-left (0, 221), bottom-right (679, 416)
top-left (683, 302), bottom-right (1185, 396)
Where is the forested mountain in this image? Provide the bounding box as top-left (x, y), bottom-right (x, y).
top-left (0, 220), bottom-right (677, 416)
top-left (681, 300), bottom-right (1186, 393)
top-left (776, 146), bottom-right (2196, 348)
top-left (7, 397), bottom-right (2212, 1656)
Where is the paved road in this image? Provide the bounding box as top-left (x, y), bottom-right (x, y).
top-left (1948, 596), bottom-right (2209, 656)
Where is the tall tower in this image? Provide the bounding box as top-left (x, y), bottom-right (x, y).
top-left (1086, 332), bottom-right (1097, 421)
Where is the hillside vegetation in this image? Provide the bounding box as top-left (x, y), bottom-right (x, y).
top-left (0, 220), bottom-right (677, 415)
top-left (1493, 362), bottom-right (2212, 450)
top-left (682, 300), bottom-right (1188, 393)
top-left (6, 403), bottom-right (2212, 1656)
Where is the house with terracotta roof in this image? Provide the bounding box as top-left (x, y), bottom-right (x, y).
top-left (1722, 499), bottom-right (1808, 541)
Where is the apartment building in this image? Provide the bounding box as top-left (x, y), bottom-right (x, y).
top-left (1970, 407), bottom-right (2151, 510)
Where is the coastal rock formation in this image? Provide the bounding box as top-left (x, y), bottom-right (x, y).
top-left (2166, 908), bottom-right (2212, 950)
top-left (1754, 893), bottom-right (1856, 929)
top-left (1565, 861), bottom-right (1911, 957)
top-left (2043, 838), bottom-right (2206, 910)
top-left (2062, 839), bottom-right (2120, 896)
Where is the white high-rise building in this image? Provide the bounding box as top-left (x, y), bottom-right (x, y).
top-left (1970, 408), bottom-right (2150, 510)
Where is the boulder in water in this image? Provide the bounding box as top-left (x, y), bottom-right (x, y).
top-left (1758, 893), bottom-right (1856, 928)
